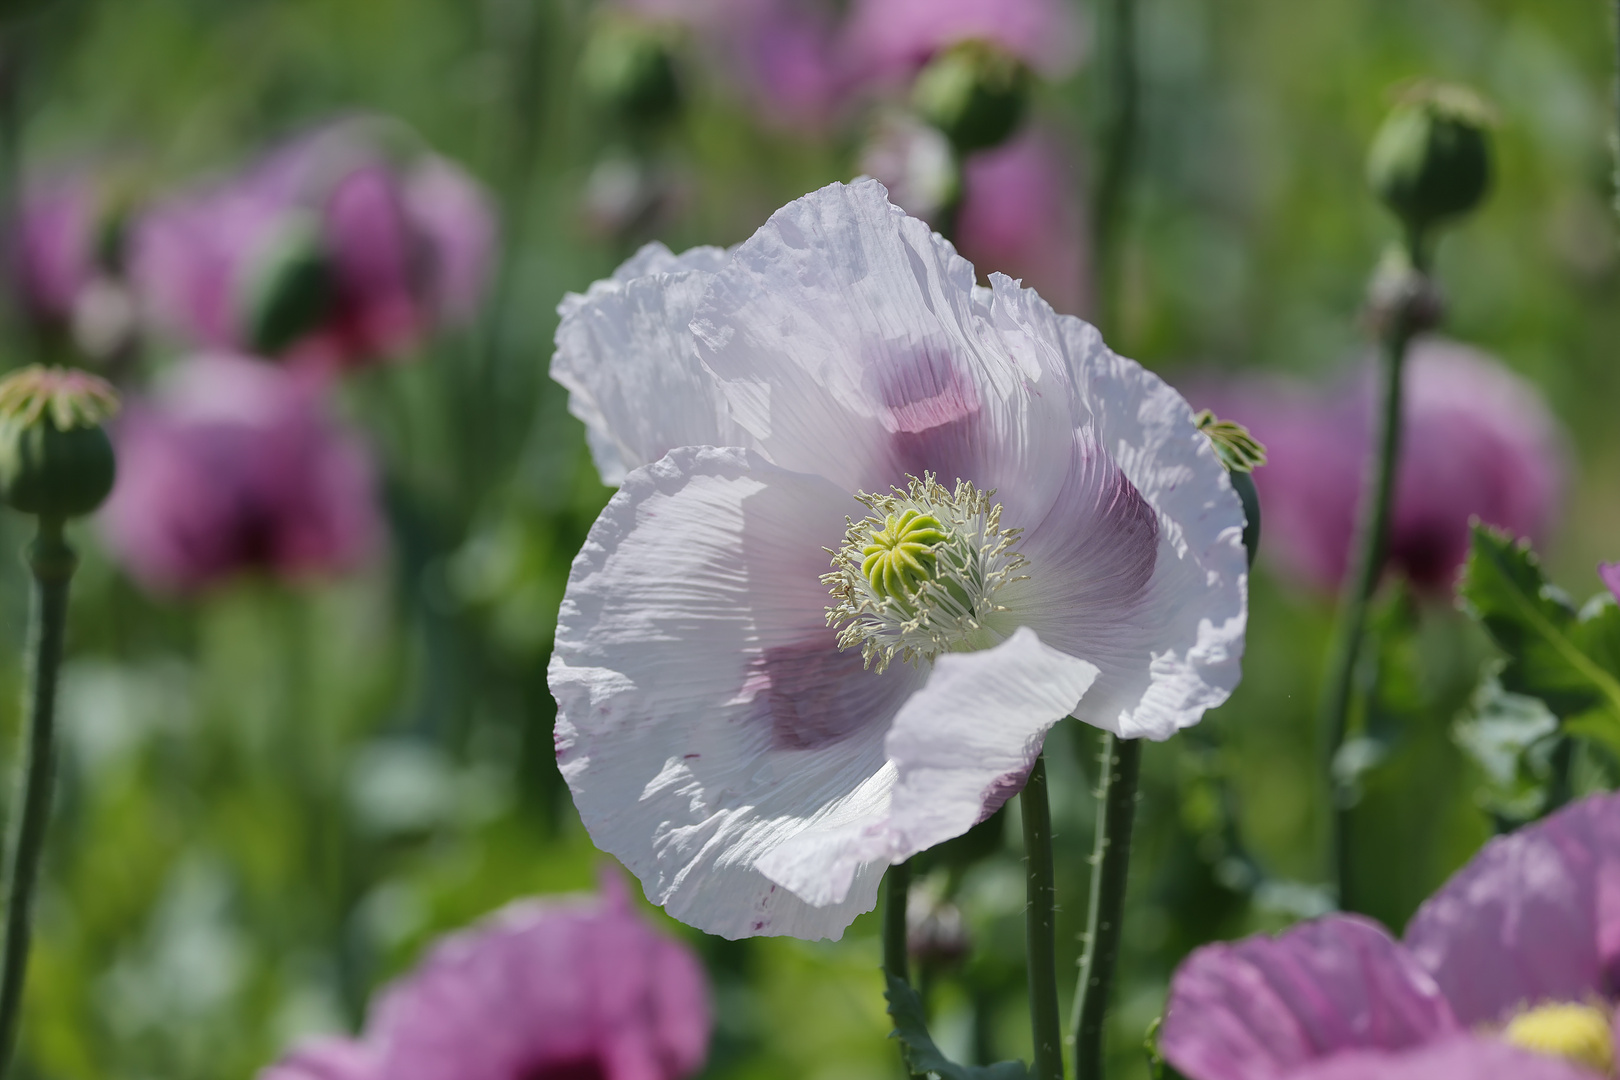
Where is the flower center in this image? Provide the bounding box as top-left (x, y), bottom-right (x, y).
top-left (825, 474), bottom-right (1027, 673)
top-left (1501, 1002), bottom-right (1614, 1075)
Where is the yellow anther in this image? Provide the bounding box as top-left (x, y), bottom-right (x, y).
top-left (1502, 1001), bottom-right (1614, 1076)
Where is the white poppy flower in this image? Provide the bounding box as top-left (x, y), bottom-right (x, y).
top-left (548, 180), bottom-right (1247, 941)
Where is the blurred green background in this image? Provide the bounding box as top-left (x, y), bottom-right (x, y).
top-left (0, 0), bottom-right (1615, 1077)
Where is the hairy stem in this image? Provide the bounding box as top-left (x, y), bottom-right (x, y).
top-left (1070, 733), bottom-right (1143, 1080)
top-left (1020, 755), bottom-right (1063, 1080)
top-left (0, 517), bottom-right (76, 1076)
top-left (882, 860), bottom-right (922, 1080)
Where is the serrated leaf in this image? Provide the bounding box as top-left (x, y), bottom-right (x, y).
top-left (1453, 671), bottom-right (1561, 825)
top-left (885, 974), bottom-right (1031, 1080)
top-left (1457, 525), bottom-right (1620, 723)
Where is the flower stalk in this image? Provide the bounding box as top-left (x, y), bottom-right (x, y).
top-left (1070, 732), bottom-right (1142, 1080)
top-left (882, 860), bottom-right (923, 1080)
top-left (1020, 754), bottom-right (1063, 1080)
top-left (0, 516), bottom-right (74, 1076)
top-left (1092, 0), bottom-right (1139, 326)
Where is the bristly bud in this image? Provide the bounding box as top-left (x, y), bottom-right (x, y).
top-left (1196, 411), bottom-right (1263, 569)
top-left (240, 213), bottom-right (335, 357)
top-left (1367, 81), bottom-right (1494, 238)
top-left (912, 40), bottom-right (1032, 156)
top-left (0, 365), bottom-right (119, 519)
top-left (580, 17), bottom-right (682, 130)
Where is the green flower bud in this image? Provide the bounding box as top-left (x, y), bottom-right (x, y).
top-left (1196, 410), bottom-right (1264, 568)
top-left (1367, 82), bottom-right (1494, 237)
top-left (240, 214), bottom-right (335, 357)
top-left (0, 366), bottom-right (119, 519)
top-left (580, 18), bottom-right (682, 129)
top-left (912, 40), bottom-right (1031, 156)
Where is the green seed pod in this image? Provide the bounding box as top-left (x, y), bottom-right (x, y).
top-left (912, 40), bottom-right (1031, 156)
top-left (240, 214), bottom-right (335, 357)
top-left (0, 366), bottom-right (119, 519)
top-left (1367, 82), bottom-right (1493, 237)
top-left (1196, 410), bottom-right (1265, 568)
top-left (580, 18), bottom-right (682, 129)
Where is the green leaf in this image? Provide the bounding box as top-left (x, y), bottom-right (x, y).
top-left (884, 974), bottom-right (1031, 1080)
top-left (1453, 670), bottom-right (1561, 824)
top-left (1457, 525), bottom-right (1620, 724)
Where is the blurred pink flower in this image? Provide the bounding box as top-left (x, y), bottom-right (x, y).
top-left (1602, 563), bottom-right (1619, 604)
top-left (131, 118), bottom-right (495, 371)
top-left (99, 354), bottom-right (382, 593)
top-left (1160, 792), bottom-right (1620, 1080)
top-left (842, 0), bottom-right (1083, 86)
top-left (259, 874), bottom-right (712, 1080)
top-left (10, 174), bottom-right (95, 325)
top-left (955, 133), bottom-right (1091, 316)
top-left (1195, 339), bottom-right (1566, 592)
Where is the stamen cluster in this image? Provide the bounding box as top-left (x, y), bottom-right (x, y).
top-left (825, 474), bottom-right (1028, 673)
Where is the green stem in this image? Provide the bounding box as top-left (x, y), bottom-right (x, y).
top-left (1613, 0), bottom-right (1620, 227)
top-left (1020, 754), bottom-right (1063, 1080)
top-left (1070, 733), bottom-right (1143, 1080)
top-left (1092, 0), bottom-right (1139, 326)
top-left (0, 517), bottom-right (75, 1075)
top-left (882, 860), bottom-right (922, 1080)
top-left (1317, 234), bottom-right (1427, 913)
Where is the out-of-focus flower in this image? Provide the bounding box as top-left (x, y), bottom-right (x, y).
top-left (1367, 81), bottom-right (1494, 238)
top-left (955, 133), bottom-right (1090, 315)
top-left (1601, 563), bottom-right (1619, 604)
top-left (858, 111), bottom-right (959, 222)
top-left (0, 364), bottom-right (119, 518)
top-left (99, 354), bottom-right (381, 593)
top-left (1160, 792), bottom-right (1620, 1080)
top-left (1196, 339), bottom-right (1565, 592)
top-left (131, 118), bottom-right (495, 372)
top-left (549, 180), bottom-right (1246, 940)
top-left (259, 874), bottom-right (712, 1080)
top-left (842, 0), bottom-right (1082, 88)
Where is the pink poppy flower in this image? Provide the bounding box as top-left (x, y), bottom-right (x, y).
top-left (131, 118), bottom-right (495, 371)
top-left (1601, 564), bottom-right (1619, 604)
top-left (842, 0), bottom-right (1083, 87)
top-left (10, 174), bottom-right (95, 325)
top-left (1160, 792), bottom-right (1620, 1079)
top-left (1195, 338), bottom-right (1566, 592)
top-left (259, 875), bottom-right (712, 1080)
top-left (98, 354), bottom-right (382, 592)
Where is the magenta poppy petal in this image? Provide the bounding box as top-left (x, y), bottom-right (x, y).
top-left (1284, 1036), bottom-right (1598, 1080)
top-left (1601, 563), bottom-right (1620, 604)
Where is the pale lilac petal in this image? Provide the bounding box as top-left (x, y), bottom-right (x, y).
top-left (1159, 914), bottom-right (1459, 1080)
top-left (258, 1039), bottom-right (377, 1080)
top-left (1603, 563), bottom-right (1620, 603)
top-left (692, 179), bottom-right (1077, 527)
top-left (1285, 1037), bottom-right (1598, 1080)
top-left (553, 242), bottom-right (748, 485)
top-left (402, 155), bottom-right (496, 322)
top-left (993, 279), bottom-right (1247, 739)
top-left (549, 446), bottom-right (924, 939)
top-left (755, 627), bottom-right (1096, 906)
top-left (843, 0), bottom-right (1083, 82)
top-left (1405, 791), bottom-right (1620, 1026)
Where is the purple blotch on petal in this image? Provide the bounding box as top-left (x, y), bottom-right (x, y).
top-left (748, 640), bottom-right (892, 752)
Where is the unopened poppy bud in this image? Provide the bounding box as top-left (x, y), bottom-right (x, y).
top-left (1366, 82), bottom-right (1493, 237)
top-left (0, 365), bottom-right (118, 519)
top-left (580, 18), bottom-right (682, 129)
top-left (912, 40), bottom-right (1031, 156)
top-left (240, 213), bottom-right (335, 356)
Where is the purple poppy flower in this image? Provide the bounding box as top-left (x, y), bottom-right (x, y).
top-left (549, 180), bottom-right (1246, 939)
top-left (1602, 564), bottom-right (1619, 604)
top-left (131, 118), bottom-right (495, 371)
top-left (259, 874), bottom-right (712, 1080)
top-left (841, 0), bottom-right (1083, 87)
top-left (1160, 792), bottom-right (1620, 1079)
top-left (10, 174), bottom-right (95, 325)
top-left (1195, 338), bottom-right (1566, 592)
top-left (98, 354), bottom-right (382, 593)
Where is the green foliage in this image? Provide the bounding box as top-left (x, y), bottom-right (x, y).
top-left (885, 973), bottom-right (1030, 1080)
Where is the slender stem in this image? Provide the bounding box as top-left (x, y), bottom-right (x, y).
top-left (882, 860), bottom-right (922, 1080)
top-left (1020, 755), bottom-right (1063, 1080)
top-left (0, 517), bottom-right (75, 1076)
top-left (1070, 733), bottom-right (1143, 1080)
top-left (1092, 0), bottom-right (1139, 326)
top-left (1317, 234), bottom-right (1427, 913)
top-left (1613, 0), bottom-right (1620, 228)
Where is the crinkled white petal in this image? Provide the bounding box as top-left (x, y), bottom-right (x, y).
top-left (550, 445), bottom-right (926, 940)
top-left (982, 275), bottom-right (1247, 739)
top-left (755, 628), bottom-right (1096, 907)
top-left (553, 242), bottom-right (745, 485)
top-left (691, 179), bottom-right (1076, 526)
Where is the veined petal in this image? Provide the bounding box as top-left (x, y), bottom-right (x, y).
top-left (1159, 914), bottom-right (1459, 1080)
top-left (1283, 1037), bottom-right (1598, 1080)
top-left (1404, 791), bottom-right (1620, 1026)
top-left (755, 628), bottom-right (1096, 906)
top-left (553, 242), bottom-right (745, 486)
top-left (989, 277), bottom-right (1247, 739)
top-left (550, 446), bottom-right (924, 939)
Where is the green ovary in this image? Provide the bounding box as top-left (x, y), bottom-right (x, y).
top-left (860, 509), bottom-right (949, 600)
